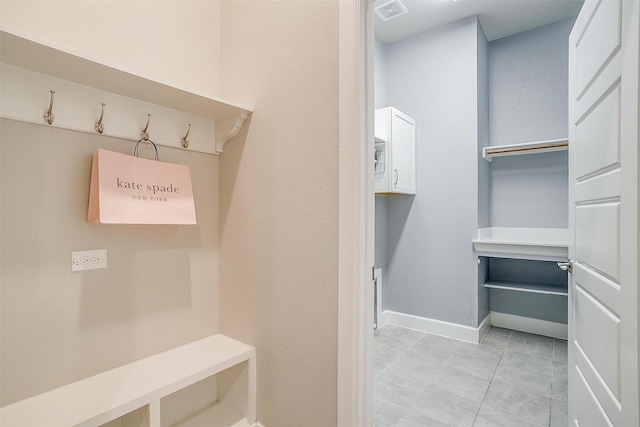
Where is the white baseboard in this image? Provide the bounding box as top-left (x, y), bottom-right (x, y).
top-left (490, 311), bottom-right (568, 340)
top-left (380, 310), bottom-right (491, 344)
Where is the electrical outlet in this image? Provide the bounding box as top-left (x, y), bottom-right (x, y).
top-left (71, 249), bottom-right (107, 272)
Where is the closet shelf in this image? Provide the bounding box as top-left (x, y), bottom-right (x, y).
top-left (483, 138), bottom-right (568, 161)
top-left (484, 280), bottom-right (568, 296)
top-left (0, 28), bottom-right (252, 154)
top-left (472, 227), bottom-right (568, 261)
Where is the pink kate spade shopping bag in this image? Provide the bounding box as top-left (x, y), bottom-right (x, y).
top-left (87, 142), bottom-right (197, 224)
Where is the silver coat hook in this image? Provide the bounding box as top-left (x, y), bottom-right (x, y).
top-left (94, 103), bottom-right (106, 134)
top-left (140, 113), bottom-right (151, 140)
top-left (43, 90), bottom-right (55, 125)
top-left (181, 123), bottom-right (191, 148)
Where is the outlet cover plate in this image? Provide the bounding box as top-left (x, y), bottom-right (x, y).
top-left (71, 249), bottom-right (107, 272)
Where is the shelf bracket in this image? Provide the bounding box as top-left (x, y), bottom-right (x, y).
top-left (215, 111), bottom-right (251, 154)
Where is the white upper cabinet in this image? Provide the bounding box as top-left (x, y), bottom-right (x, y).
top-left (374, 107), bottom-right (416, 195)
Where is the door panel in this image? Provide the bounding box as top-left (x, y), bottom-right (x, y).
top-left (575, 202), bottom-right (620, 279)
top-left (575, 0), bottom-right (621, 98)
top-left (575, 286), bottom-right (621, 399)
top-left (569, 0), bottom-right (638, 425)
top-left (575, 86), bottom-right (620, 180)
top-left (574, 263), bottom-right (620, 315)
top-left (574, 366), bottom-right (615, 427)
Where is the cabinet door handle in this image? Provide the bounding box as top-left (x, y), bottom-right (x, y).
top-left (393, 169), bottom-right (399, 186)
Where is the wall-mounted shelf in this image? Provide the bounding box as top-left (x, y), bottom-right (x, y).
top-left (484, 280), bottom-right (568, 296)
top-left (483, 138), bottom-right (568, 161)
top-left (472, 227), bottom-right (568, 261)
top-left (0, 28), bottom-right (252, 154)
top-left (0, 334), bottom-right (257, 427)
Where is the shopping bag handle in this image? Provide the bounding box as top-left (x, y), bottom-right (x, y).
top-left (133, 139), bottom-right (159, 161)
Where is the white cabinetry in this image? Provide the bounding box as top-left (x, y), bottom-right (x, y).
top-left (374, 107), bottom-right (416, 195)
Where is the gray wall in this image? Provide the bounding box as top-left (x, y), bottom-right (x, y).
top-left (375, 37), bottom-right (389, 271)
top-left (383, 17), bottom-right (483, 327)
top-left (487, 18), bottom-right (574, 321)
top-left (376, 17), bottom-right (574, 329)
top-left (488, 18), bottom-right (574, 229)
top-left (477, 23), bottom-right (491, 324)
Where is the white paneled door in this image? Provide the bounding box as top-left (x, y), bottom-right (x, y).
top-left (568, 0), bottom-right (639, 426)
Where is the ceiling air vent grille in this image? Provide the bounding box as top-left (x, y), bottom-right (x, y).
top-left (375, 0), bottom-right (409, 22)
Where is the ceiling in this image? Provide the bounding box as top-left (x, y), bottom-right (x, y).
top-left (374, 0), bottom-right (584, 44)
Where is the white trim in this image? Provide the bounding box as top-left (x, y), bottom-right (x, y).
top-left (374, 268), bottom-right (383, 329)
top-left (337, 0), bottom-right (373, 426)
top-left (490, 311), bottom-right (568, 340)
top-left (472, 227), bottom-right (568, 261)
top-left (381, 310), bottom-right (491, 344)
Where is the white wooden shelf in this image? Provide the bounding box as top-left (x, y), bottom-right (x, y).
top-left (484, 280), bottom-right (568, 296)
top-left (172, 401), bottom-right (250, 427)
top-left (0, 28), bottom-right (252, 154)
top-left (483, 138), bottom-right (568, 161)
top-left (0, 334), bottom-right (256, 427)
top-left (472, 227), bottom-right (568, 261)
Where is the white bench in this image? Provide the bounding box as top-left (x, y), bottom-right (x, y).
top-left (0, 334), bottom-right (256, 427)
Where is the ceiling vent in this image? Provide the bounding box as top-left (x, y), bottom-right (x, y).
top-left (375, 0), bottom-right (409, 22)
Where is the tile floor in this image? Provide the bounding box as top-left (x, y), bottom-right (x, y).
top-left (374, 325), bottom-right (568, 427)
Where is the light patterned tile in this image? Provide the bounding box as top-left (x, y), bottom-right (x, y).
top-left (397, 408), bottom-right (450, 427)
top-left (386, 346), bottom-right (450, 384)
top-left (500, 349), bottom-right (553, 376)
top-left (553, 339), bottom-right (568, 362)
top-left (507, 334), bottom-right (554, 358)
top-left (376, 325), bottom-right (425, 349)
top-left (374, 371), bottom-right (428, 408)
top-left (552, 359), bottom-right (568, 403)
top-left (480, 329), bottom-right (510, 350)
top-left (374, 397), bottom-right (405, 427)
top-left (457, 340), bottom-right (504, 361)
top-left (473, 405), bottom-right (547, 427)
top-left (488, 326), bottom-right (512, 336)
top-left (483, 381), bottom-right (551, 425)
top-left (431, 365), bottom-right (490, 402)
top-left (444, 350), bottom-right (500, 380)
top-left (510, 330), bottom-right (555, 344)
top-left (416, 333), bottom-right (463, 353)
top-left (550, 398), bottom-right (568, 427)
top-left (493, 364), bottom-right (552, 396)
top-left (411, 384), bottom-right (482, 427)
top-left (375, 341), bottom-right (404, 374)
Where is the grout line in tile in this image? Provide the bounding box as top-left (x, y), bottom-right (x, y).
top-left (472, 330), bottom-right (511, 426)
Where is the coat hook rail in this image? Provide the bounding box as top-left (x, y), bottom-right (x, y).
top-left (181, 123), bottom-right (191, 148)
top-left (94, 103), bottom-right (106, 134)
top-left (140, 113), bottom-right (151, 140)
top-left (43, 90), bottom-right (55, 125)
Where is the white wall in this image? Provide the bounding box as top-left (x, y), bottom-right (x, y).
top-left (0, 0), bottom-right (221, 95)
top-left (217, 1), bottom-right (340, 426)
top-left (384, 17), bottom-right (483, 328)
top-left (0, 0), bottom-right (220, 408)
top-left (1, 121), bottom-right (219, 406)
top-left (1, 2), bottom-right (347, 425)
